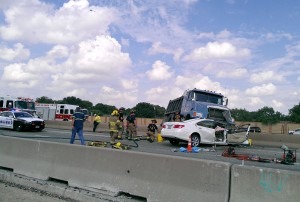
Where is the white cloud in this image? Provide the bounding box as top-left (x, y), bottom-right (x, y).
top-left (216, 68), bottom-right (248, 78)
top-left (121, 79), bottom-right (138, 90)
top-left (0, 35), bottom-right (132, 99)
top-left (0, 0), bottom-right (118, 44)
top-left (272, 99), bottom-right (283, 109)
top-left (249, 97), bottom-right (264, 106)
top-left (245, 83), bottom-right (276, 96)
top-left (98, 86), bottom-right (137, 107)
top-left (183, 41), bottom-right (251, 61)
top-left (146, 60), bottom-right (174, 80)
top-left (175, 74), bottom-right (223, 93)
top-left (0, 43), bottom-right (30, 61)
top-left (47, 45), bottom-right (69, 59)
top-left (250, 70), bottom-right (284, 83)
top-left (148, 41), bottom-right (184, 61)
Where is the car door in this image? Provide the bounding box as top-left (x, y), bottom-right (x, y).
top-left (196, 120), bottom-right (215, 143)
top-left (0, 112), bottom-right (14, 129)
top-left (227, 124), bottom-right (250, 144)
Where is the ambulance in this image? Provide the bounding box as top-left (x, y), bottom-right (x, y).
top-left (36, 103), bottom-right (88, 121)
top-left (0, 96), bottom-right (36, 115)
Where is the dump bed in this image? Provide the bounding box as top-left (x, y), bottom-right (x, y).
top-left (165, 96), bottom-right (184, 115)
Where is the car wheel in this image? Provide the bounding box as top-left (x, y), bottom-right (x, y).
top-left (15, 123), bottom-right (23, 132)
top-left (169, 139), bottom-right (180, 146)
top-left (191, 134), bottom-right (201, 147)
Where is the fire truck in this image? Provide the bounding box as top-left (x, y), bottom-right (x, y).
top-left (0, 96), bottom-right (36, 115)
top-left (35, 103), bottom-right (88, 121)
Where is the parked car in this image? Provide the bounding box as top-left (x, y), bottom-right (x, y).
top-left (289, 128), bottom-right (300, 135)
top-left (161, 118), bottom-right (249, 147)
top-left (0, 111), bottom-right (45, 132)
top-left (235, 125), bottom-right (261, 133)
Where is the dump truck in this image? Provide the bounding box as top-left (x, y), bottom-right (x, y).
top-left (164, 88), bottom-right (235, 127)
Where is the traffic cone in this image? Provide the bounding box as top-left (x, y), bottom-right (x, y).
top-left (187, 135), bottom-right (192, 152)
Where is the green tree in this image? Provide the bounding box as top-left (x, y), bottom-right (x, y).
top-left (256, 106), bottom-right (280, 125)
top-left (93, 103), bottom-right (116, 116)
top-left (35, 96), bottom-right (55, 103)
top-left (288, 103), bottom-right (300, 123)
top-left (231, 108), bottom-right (251, 121)
top-left (132, 102), bottom-right (166, 118)
top-left (134, 102), bottom-right (155, 118)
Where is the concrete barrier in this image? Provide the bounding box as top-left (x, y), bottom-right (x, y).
top-left (230, 165), bottom-right (300, 202)
top-left (0, 136), bottom-right (230, 202)
top-left (249, 133), bottom-right (300, 148)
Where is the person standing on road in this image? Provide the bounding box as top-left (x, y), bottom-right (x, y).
top-left (126, 110), bottom-right (138, 141)
top-left (146, 119), bottom-right (158, 142)
top-left (109, 110), bottom-right (121, 144)
top-left (93, 114), bottom-right (101, 132)
top-left (70, 107), bottom-right (86, 145)
top-left (117, 107), bottom-right (125, 139)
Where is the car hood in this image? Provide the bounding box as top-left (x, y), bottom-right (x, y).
top-left (18, 117), bottom-right (44, 122)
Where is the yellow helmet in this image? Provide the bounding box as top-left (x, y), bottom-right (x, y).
top-left (111, 110), bottom-right (119, 116)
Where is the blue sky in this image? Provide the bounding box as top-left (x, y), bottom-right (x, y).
top-left (0, 0), bottom-right (300, 115)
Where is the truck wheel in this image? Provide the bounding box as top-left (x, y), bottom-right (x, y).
top-left (191, 134), bottom-right (201, 147)
top-left (15, 123), bottom-right (23, 132)
top-left (169, 139), bottom-right (180, 146)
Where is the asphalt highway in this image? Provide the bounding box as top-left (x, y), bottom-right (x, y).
top-left (0, 127), bottom-right (299, 172)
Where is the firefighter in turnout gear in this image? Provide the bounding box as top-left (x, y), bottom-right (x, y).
top-left (146, 119), bottom-right (158, 142)
top-left (126, 110), bottom-right (138, 140)
top-left (117, 107), bottom-right (125, 139)
top-left (109, 110), bottom-right (121, 144)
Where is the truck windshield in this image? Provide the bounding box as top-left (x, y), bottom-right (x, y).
top-left (15, 101), bottom-right (27, 109)
top-left (194, 92), bottom-right (223, 105)
top-left (27, 102), bottom-right (35, 110)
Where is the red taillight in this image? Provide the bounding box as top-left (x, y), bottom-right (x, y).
top-left (162, 125), bottom-right (166, 128)
top-left (173, 125), bottom-right (185, 129)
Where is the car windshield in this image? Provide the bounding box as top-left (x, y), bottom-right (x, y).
top-left (14, 112), bottom-right (33, 118)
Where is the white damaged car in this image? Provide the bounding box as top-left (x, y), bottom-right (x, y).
top-left (161, 118), bottom-right (250, 147)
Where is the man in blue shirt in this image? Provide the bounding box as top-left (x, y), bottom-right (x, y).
top-left (70, 107), bottom-right (86, 145)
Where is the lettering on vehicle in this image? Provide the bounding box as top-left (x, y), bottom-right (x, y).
top-left (0, 118), bottom-right (13, 126)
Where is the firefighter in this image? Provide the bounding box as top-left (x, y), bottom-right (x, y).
top-left (146, 119), bottom-right (158, 142)
top-left (70, 107), bottom-right (86, 145)
top-left (126, 110), bottom-right (138, 140)
top-left (117, 107), bottom-right (125, 139)
top-left (108, 109), bottom-right (121, 144)
top-left (93, 114), bottom-right (101, 132)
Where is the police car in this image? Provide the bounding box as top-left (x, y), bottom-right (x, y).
top-left (0, 111), bottom-right (45, 132)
